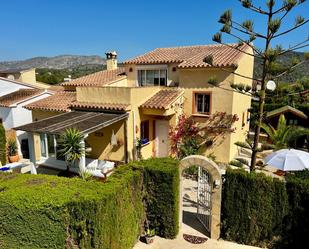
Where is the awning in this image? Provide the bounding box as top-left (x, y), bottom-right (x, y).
top-left (15, 111), bottom-right (128, 135)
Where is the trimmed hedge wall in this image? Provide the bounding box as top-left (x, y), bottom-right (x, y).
top-left (279, 177), bottom-right (309, 249)
top-left (0, 158), bottom-right (179, 248)
top-left (221, 169), bottom-right (288, 247)
top-left (221, 169), bottom-right (309, 249)
top-left (0, 123), bottom-right (6, 165)
top-left (142, 157), bottom-right (179, 238)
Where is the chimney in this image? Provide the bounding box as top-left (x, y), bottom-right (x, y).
top-left (105, 51), bottom-right (117, 70)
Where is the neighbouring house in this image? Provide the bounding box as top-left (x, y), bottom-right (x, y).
top-left (266, 105), bottom-right (308, 149)
top-left (0, 67), bottom-right (51, 89)
top-left (0, 88), bottom-right (53, 159)
top-left (0, 74), bottom-right (55, 160)
top-left (266, 105), bottom-right (308, 127)
top-left (16, 43), bottom-right (254, 172)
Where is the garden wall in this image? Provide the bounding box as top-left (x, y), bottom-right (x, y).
top-left (221, 169), bottom-right (309, 249)
top-left (0, 158), bottom-right (179, 249)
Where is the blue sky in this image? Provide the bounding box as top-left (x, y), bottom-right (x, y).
top-left (0, 0), bottom-right (308, 62)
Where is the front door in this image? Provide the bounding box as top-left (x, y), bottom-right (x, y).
top-left (155, 120), bottom-right (169, 157)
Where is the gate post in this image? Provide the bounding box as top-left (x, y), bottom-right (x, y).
top-left (179, 155), bottom-right (222, 240)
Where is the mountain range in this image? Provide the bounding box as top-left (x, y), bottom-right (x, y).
top-left (0, 55), bottom-right (106, 70)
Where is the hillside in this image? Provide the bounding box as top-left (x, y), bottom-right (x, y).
top-left (0, 55), bottom-right (106, 70)
top-left (254, 51), bottom-right (308, 83)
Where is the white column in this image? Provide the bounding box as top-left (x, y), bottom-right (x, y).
top-left (79, 134), bottom-right (88, 172)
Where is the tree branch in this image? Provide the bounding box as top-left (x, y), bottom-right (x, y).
top-left (225, 31), bottom-right (264, 57)
top-left (279, 43), bottom-right (309, 56)
top-left (272, 60), bottom-right (307, 79)
top-left (277, 39), bottom-right (309, 56)
top-left (231, 20), bottom-right (267, 39)
top-left (273, 1), bottom-right (305, 15)
top-left (237, 0), bottom-right (269, 15)
top-left (273, 20), bottom-right (309, 38)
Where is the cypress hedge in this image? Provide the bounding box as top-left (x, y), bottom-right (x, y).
top-left (222, 169), bottom-right (309, 249)
top-left (142, 157), bottom-right (179, 238)
top-left (278, 176), bottom-right (309, 249)
top-left (221, 169), bottom-right (289, 247)
top-left (0, 122), bottom-right (6, 165)
top-left (0, 158), bottom-right (179, 248)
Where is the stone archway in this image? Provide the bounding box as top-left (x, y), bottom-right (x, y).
top-left (179, 155), bottom-right (222, 240)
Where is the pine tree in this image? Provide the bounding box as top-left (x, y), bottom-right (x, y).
top-left (209, 0), bottom-right (308, 171)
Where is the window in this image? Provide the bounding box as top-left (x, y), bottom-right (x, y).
top-left (288, 119), bottom-right (298, 125)
top-left (194, 93), bottom-right (211, 114)
top-left (140, 120), bottom-right (150, 145)
top-left (39, 134), bottom-right (64, 161)
top-left (40, 134), bottom-right (47, 158)
top-left (137, 69), bottom-right (167, 86)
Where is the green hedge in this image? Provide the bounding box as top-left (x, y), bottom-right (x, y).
top-left (222, 169), bottom-right (309, 249)
top-left (0, 158), bottom-right (179, 248)
top-left (142, 157), bottom-right (179, 238)
top-left (278, 177), bottom-right (309, 249)
top-left (0, 122), bottom-right (6, 165)
top-left (221, 169), bottom-right (289, 247)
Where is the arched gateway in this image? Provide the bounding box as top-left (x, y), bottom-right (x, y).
top-left (179, 155), bottom-right (222, 240)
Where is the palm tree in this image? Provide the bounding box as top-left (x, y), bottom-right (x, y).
top-left (261, 114), bottom-right (309, 151)
top-left (59, 128), bottom-right (85, 174)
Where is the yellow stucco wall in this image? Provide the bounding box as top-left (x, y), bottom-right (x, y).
top-left (86, 120), bottom-right (126, 162)
top-left (19, 69), bottom-right (37, 84)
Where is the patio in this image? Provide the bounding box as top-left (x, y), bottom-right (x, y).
top-left (14, 111), bottom-right (129, 177)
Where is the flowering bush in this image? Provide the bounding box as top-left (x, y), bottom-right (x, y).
top-left (169, 112), bottom-right (238, 159)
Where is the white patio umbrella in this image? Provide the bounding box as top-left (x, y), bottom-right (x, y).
top-left (265, 149), bottom-right (309, 171)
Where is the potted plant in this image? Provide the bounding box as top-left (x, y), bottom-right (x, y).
top-left (7, 139), bottom-right (19, 163)
top-left (144, 228), bottom-right (155, 244)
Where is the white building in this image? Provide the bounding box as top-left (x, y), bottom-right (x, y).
top-left (0, 77), bottom-right (53, 159)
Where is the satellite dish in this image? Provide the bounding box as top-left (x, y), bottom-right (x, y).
top-left (266, 80), bottom-right (276, 91)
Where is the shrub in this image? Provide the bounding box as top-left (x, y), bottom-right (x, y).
top-left (141, 157), bottom-right (179, 238)
top-left (221, 169), bottom-right (288, 247)
top-left (0, 123), bottom-right (6, 164)
top-left (0, 167), bottom-right (144, 249)
top-left (277, 177), bottom-right (309, 249)
top-left (0, 158), bottom-right (179, 248)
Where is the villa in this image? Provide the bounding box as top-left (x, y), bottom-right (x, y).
top-left (15, 43), bottom-right (254, 172)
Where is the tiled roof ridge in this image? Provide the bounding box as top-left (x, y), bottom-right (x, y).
top-left (61, 67), bottom-right (126, 87)
top-left (0, 88), bottom-right (45, 107)
top-left (152, 42), bottom-right (241, 50)
top-left (24, 91), bottom-right (76, 112)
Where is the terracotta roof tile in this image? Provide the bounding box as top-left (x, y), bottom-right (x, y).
top-left (70, 101), bottom-right (130, 111)
top-left (24, 91), bottom-right (76, 112)
top-left (140, 89), bottom-right (183, 109)
top-left (61, 67), bottom-right (126, 87)
top-left (0, 89), bottom-right (45, 107)
top-left (124, 43), bottom-right (249, 68)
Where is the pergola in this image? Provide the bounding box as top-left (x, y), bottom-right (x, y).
top-left (15, 111), bottom-right (129, 170)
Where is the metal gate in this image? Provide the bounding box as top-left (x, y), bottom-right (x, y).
top-left (197, 166), bottom-right (212, 233)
